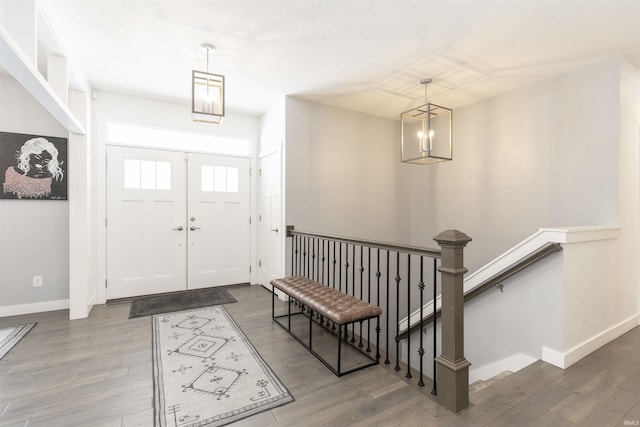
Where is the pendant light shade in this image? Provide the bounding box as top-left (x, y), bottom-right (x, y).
top-left (401, 79), bottom-right (452, 164)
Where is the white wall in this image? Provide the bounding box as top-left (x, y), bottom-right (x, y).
top-left (92, 91), bottom-right (261, 303)
top-left (0, 74), bottom-right (70, 312)
top-left (618, 58), bottom-right (640, 332)
top-left (409, 58), bottom-right (622, 274)
top-left (464, 251), bottom-right (564, 381)
top-left (259, 99), bottom-right (285, 158)
top-left (284, 97), bottom-right (411, 243)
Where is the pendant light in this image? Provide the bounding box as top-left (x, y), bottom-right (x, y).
top-left (192, 43), bottom-right (225, 124)
top-left (401, 79), bottom-right (452, 164)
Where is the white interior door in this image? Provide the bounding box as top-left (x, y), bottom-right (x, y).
top-left (259, 150), bottom-right (282, 293)
top-left (106, 146), bottom-right (187, 299)
top-left (187, 154), bottom-right (251, 289)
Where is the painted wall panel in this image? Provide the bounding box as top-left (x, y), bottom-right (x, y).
top-left (284, 97), bottom-right (411, 244)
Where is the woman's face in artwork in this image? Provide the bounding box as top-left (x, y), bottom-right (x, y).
top-left (26, 150), bottom-right (52, 178)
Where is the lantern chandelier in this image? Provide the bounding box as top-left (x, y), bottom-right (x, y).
top-left (401, 78), bottom-right (452, 164)
top-left (192, 43), bottom-right (225, 124)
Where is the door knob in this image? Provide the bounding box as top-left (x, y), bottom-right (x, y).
top-left (270, 228), bottom-right (279, 233)
top-left (172, 226), bottom-right (184, 231)
top-left (190, 226), bottom-right (201, 231)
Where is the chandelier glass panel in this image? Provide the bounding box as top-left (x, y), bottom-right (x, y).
top-left (192, 43), bottom-right (225, 124)
top-left (401, 79), bottom-right (452, 164)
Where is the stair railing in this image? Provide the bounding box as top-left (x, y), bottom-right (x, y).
top-left (284, 226), bottom-right (471, 413)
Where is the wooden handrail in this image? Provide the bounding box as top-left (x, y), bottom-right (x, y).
top-left (288, 228), bottom-right (441, 259)
top-left (397, 242), bottom-right (563, 340)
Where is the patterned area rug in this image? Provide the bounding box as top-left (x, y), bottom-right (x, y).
top-left (0, 323), bottom-right (36, 361)
top-left (152, 306), bottom-right (294, 427)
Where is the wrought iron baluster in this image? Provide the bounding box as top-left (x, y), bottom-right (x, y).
top-left (303, 236), bottom-right (308, 278)
top-left (332, 241), bottom-right (337, 289)
top-left (366, 246), bottom-right (372, 353)
top-left (344, 244), bottom-right (350, 340)
top-left (338, 242), bottom-right (343, 293)
top-left (326, 239), bottom-right (330, 287)
top-left (376, 248), bottom-right (381, 359)
top-left (291, 236), bottom-right (300, 276)
top-left (292, 235), bottom-right (297, 276)
top-left (418, 256), bottom-right (425, 387)
top-left (395, 251), bottom-right (401, 372)
top-left (332, 241), bottom-right (337, 331)
top-left (351, 244), bottom-right (356, 343)
top-left (345, 244), bottom-right (350, 294)
top-left (308, 237), bottom-right (311, 278)
top-left (385, 250), bottom-right (390, 365)
top-left (316, 239), bottom-right (322, 283)
top-left (406, 253), bottom-right (412, 379)
top-left (321, 239), bottom-right (326, 285)
top-left (311, 238), bottom-right (316, 280)
top-left (358, 245), bottom-right (364, 347)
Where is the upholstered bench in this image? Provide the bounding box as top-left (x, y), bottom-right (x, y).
top-left (270, 275), bottom-right (382, 376)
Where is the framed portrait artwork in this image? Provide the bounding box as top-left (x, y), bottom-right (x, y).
top-left (0, 131), bottom-right (68, 200)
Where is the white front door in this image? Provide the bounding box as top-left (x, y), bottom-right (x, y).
top-left (106, 147), bottom-right (187, 299)
top-left (259, 150), bottom-right (283, 293)
top-left (187, 153), bottom-right (251, 289)
top-left (106, 146), bottom-right (250, 299)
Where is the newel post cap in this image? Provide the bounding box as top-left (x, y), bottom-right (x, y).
top-left (433, 229), bottom-right (472, 246)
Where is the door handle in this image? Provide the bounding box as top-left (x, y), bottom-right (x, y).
top-left (270, 228), bottom-right (279, 233)
top-left (173, 226), bottom-right (184, 231)
top-left (190, 226), bottom-right (201, 231)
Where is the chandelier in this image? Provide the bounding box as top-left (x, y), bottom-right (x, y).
top-left (401, 79), bottom-right (452, 164)
top-left (192, 43), bottom-right (225, 124)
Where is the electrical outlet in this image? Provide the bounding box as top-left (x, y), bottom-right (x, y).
top-left (32, 275), bottom-right (43, 287)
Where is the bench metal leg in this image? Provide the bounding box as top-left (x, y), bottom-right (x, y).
top-left (338, 324), bottom-right (343, 375)
top-left (271, 288), bottom-right (275, 320)
top-left (287, 296), bottom-right (291, 331)
top-left (376, 316), bottom-right (381, 361)
top-left (309, 308), bottom-right (313, 350)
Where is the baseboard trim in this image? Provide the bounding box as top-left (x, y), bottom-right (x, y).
top-left (0, 299), bottom-right (70, 318)
top-left (469, 353), bottom-right (537, 383)
top-left (543, 314), bottom-right (639, 368)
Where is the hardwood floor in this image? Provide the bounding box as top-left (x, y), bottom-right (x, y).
top-left (1, 284), bottom-right (639, 426)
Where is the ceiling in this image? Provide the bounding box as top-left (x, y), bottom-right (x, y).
top-left (38, 0), bottom-right (640, 120)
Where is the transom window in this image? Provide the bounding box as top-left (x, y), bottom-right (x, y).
top-left (106, 122), bottom-right (250, 156)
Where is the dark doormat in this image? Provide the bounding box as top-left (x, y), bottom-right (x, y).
top-left (128, 287), bottom-right (237, 318)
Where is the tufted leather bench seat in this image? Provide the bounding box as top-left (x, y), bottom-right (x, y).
top-left (270, 275), bottom-right (382, 376)
top-left (271, 276), bottom-right (383, 325)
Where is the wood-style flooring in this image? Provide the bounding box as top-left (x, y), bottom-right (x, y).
top-left (1, 284), bottom-right (639, 426)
